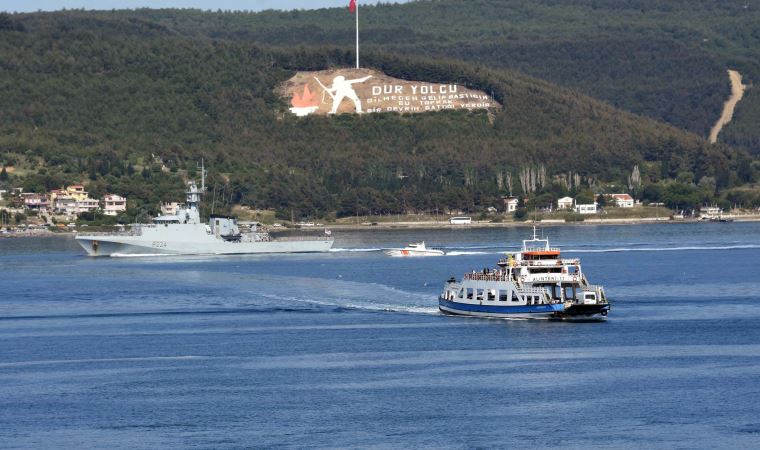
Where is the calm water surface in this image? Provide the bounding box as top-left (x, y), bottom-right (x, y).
top-left (2, 223), bottom-right (760, 448)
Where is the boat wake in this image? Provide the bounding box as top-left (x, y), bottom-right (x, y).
top-left (445, 251), bottom-right (496, 256)
top-left (255, 278), bottom-right (439, 315)
top-left (565, 244), bottom-right (760, 253)
top-left (110, 253), bottom-right (173, 258)
top-left (329, 247), bottom-right (383, 253)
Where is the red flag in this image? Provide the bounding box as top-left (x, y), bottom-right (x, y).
top-left (349, 0), bottom-right (356, 13)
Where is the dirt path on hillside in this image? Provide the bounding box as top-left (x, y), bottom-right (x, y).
top-left (709, 69), bottom-right (746, 143)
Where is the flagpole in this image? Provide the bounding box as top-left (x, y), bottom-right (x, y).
top-left (355, 0), bottom-right (360, 69)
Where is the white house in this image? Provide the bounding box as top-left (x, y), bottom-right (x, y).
top-left (574, 203), bottom-right (598, 214)
top-left (75, 198), bottom-right (100, 214)
top-left (161, 202), bottom-right (180, 216)
top-left (103, 194), bottom-right (127, 216)
top-left (608, 193), bottom-right (634, 208)
top-left (557, 197), bottom-right (574, 210)
top-left (54, 196), bottom-right (78, 215)
top-left (502, 196), bottom-right (519, 213)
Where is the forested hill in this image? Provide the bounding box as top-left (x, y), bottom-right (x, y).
top-left (0, 9), bottom-right (755, 219)
top-left (9, 0), bottom-right (760, 154)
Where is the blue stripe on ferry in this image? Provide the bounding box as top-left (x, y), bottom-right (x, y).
top-left (438, 299), bottom-right (564, 314)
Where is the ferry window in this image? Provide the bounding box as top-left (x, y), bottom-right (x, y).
top-left (499, 290), bottom-right (508, 301)
top-left (466, 288), bottom-right (473, 299)
top-left (458, 289), bottom-right (465, 298)
top-left (487, 290), bottom-right (495, 301)
top-left (511, 292), bottom-right (520, 302)
top-left (476, 289), bottom-right (484, 300)
top-left (585, 293), bottom-right (596, 300)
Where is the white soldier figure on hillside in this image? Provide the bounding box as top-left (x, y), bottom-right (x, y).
top-left (316, 75), bottom-right (372, 114)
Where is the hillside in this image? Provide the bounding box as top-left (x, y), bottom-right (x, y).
top-left (9, 0), bottom-right (760, 154)
top-left (0, 9), bottom-right (755, 219)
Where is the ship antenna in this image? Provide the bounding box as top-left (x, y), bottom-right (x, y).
top-left (200, 158), bottom-right (206, 192)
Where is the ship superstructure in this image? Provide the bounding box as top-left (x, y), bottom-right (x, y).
top-left (76, 165), bottom-right (333, 256)
top-left (440, 227), bottom-right (610, 319)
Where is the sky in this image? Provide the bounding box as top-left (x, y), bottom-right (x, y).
top-left (3, 1), bottom-right (412, 13)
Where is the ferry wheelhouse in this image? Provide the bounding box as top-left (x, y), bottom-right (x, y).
top-left (439, 227), bottom-right (610, 320)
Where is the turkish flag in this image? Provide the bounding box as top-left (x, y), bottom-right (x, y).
top-left (349, 0), bottom-right (356, 13)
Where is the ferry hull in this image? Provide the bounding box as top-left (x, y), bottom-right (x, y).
top-left (76, 236), bottom-right (334, 256)
top-left (553, 303), bottom-right (610, 321)
top-left (438, 298), bottom-right (565, 319)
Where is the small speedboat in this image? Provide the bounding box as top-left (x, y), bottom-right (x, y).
top-left (384, 242), bottom-right (445, 257)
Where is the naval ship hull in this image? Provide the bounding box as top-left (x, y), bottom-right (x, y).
top-left (76, 235), bottom-right (333, 256)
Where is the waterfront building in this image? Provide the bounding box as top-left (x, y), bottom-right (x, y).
top-left (54, 196), bottom-right (78, 215)
top-left (160, 202), bottom-right (180, 215)
top-left (574, 203), bottom-right (598, 214)
top-left (502, 196), bottom-right (519, 213)
top-left (22, 193), bottom-right (49, 211)
top-left (75, 198), bottom-right (100, 214)
top-left (103, 194), bottom-right (127, 216)
top-left (607, 193), bottom-right (634, 208)
top-left (557, 197), bottom-right (574, 210)
top-left (65, 185), bottom-right (89, 201)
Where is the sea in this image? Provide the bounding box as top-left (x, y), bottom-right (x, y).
top-left (2, 222), bottom-right (760, 449)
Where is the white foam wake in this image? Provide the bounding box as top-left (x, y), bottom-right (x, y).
top-left (445, 251), bottom-right (496, 256)
top-left (109, 253), bottom-right (173, 258)
top-left (565, 244), bottom-right (760, 253)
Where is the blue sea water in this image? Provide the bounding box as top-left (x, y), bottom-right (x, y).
top-left (2, 223), bottom-right (760, 449)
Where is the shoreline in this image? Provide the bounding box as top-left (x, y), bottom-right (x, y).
top-left (326, 215), bottom-right (760, 230)
top-left (3, 215), bottom-right (760, 238)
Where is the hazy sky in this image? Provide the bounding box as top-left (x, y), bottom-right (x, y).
top-left (3, 1), bottom-right (412, 13)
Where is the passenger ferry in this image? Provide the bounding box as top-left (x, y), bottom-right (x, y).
top-left (439, 227), bottom-right (610, 320)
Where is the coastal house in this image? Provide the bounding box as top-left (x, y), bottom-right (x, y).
top-left (557, 197), bottom-right (574, 210)
top-left (54, 196), bottom-right (78, 215)
top-left (607, 193), bottom-right (634, 208)
top-left (574, 203), bottom-right (598, 214)
top-left (22, 193), bottom-right (49, 211)
top-left (161, 202), bottom-right (180, 216)
top-left (65, 185), bottom-right (89, 201)
top-left (103, 194), bottom-right (127, 216)
top-left (75, 198), bottom-right (100, 214)
top-left (48, 189), bottom-right (66, 205)
top-left (502, 196), bottom-right (519, 213)
top-left (702, 205), bottom-right (722, 215)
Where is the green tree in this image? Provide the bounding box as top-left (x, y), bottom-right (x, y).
top-left (663, 183), bottom-right (700, 211)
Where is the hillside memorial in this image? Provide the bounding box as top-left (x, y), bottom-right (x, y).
top-left (279, 69), bottom-right (500, 117)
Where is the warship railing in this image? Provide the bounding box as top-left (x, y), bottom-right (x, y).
top-left (77, 228), bottom-right (143, 236)
top-left (272, 235), bottom-right (334, 241)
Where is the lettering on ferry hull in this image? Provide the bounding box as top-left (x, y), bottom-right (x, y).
top-left (278, 69), bottom-right (501, 117)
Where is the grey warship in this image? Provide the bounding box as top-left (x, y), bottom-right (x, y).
top-left (76, 170), bottom-right (333, 256)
